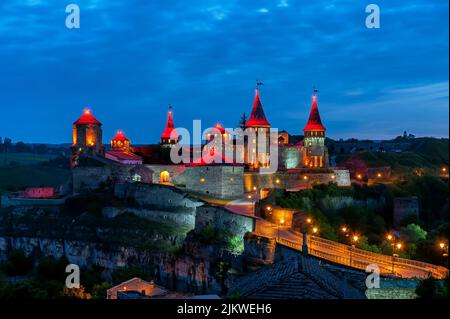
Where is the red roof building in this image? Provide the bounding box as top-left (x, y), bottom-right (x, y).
top-left (111, 130), bottom-right (131, 152)
top-left (160, 107), bottom-right (179, 146)
top-left (74, 109), bottom-right (102, 126)
top-left (245, 89), bottom-right (270, 128)
top-left (303, 95), bottom-right (326, 132)
top-left (105, 151), bottom-right (143, 165)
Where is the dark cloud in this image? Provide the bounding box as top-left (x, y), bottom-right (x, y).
top-left (0, 0), bottom-right (448, 143)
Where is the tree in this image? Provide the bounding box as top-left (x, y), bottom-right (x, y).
top-left (63, 285), bottom-right (92, 299)
top-left (34, 144), bottom-right (49, 154)
top-left (14, 141), bottom-right (32, 153)
top-left (91, 282), bottom-right (111, 299)
top-left (400, 224), bottom-right (427, 244)
top-left (3, 250), bottom-right (34, 276)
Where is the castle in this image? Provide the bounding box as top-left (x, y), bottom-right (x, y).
top-left (71, 87), bottom-right (350, 198)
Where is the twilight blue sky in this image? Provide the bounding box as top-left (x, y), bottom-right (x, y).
top-left (0, 0), bottom-right (448, 144)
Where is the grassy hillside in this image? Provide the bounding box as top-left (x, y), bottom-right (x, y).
top-left (336, 138), bottom-right (448, 170)
top-left (404, 138), bottom-right (449, 165)
top-left (0, 152), bottom-right (56, 166)
top-left (0, 153), bottom-right (70, 193)
top-left (0, 165), bottom-right (70, 193)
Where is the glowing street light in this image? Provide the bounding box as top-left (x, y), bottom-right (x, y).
top-left (392, 241), bottom-right (403, 274)
top-left (306, 218), bottom-right (312, 224)
top-left (356, 174), bottom-right (362, 180)
top-left (438, 241), bottom-right (448, 258)
top-left (349, 235), bottom-right (359, 266)
top-left (377, 173), bottom-right (382, 178)
top-left (277, 219), bottom-right (285, 240)
top-left (341, 226), bottom-right (350, 238)
top-left (312, 227), bottom-right (318, 234)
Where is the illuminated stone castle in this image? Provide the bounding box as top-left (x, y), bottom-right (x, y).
top-left (70, 86), bottom-right (350, 197)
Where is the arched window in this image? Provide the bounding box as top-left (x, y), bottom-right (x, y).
top-left (160, 171), bottom-right (170, 183)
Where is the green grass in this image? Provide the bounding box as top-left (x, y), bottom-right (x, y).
top-left (0, 165), bottom-right (70, 193)
top-left (0, 153), bottom-right (56, 166)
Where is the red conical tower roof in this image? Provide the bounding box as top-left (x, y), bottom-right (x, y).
top-left (160, 107), bottom-right (178, 139)
top-left (111, 130), bottom-right (130, 143)
top-left (245, 89), bottom-right (270, 127)
top-left (74, 109), bottom-right (101, 125)
top-left (303, 95), bottom-right (325, 132)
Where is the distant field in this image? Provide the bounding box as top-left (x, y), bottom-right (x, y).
top-left (0, 152), bottom-right (56, 166)
top-left (0, 165), bottom-right (70, 194)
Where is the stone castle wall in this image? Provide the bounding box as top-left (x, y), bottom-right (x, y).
top-left (114, 182), bottom-right (203, 212)
top-left (145, 164), bottom-right (186, 185)
top-left (393, 197), bottom-right (419, 226)
top-left (102, 207), bottom-right (196, 228)
top-left (72, 164), bottom-right (154, 194)
top-left (244, 169), bottom-right (351, 192)
top-left (195, 206), bottom-right (255, 239)
top-left (184, 165), bottom-right (244, 199)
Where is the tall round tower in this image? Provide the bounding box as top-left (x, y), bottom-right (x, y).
top-left (303, 95), bottom-right (328, 168)
top-left (71, 109), bottom-right (104, 167)
top-left (244, 88), bottom-right (271, 169)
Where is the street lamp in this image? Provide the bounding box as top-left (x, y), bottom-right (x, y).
top-left (349, 235), bottom-right (359, 266)
top-left (299, 216), bottom-right (314, 255)
top-left (439, 241), bottom-right (448, 258)
top-left (341, 226), bottom-right (349, 238)
top-left (278, 218), bottom-right (285, 240)
top-left (392, 242), bottom-right (403, 274)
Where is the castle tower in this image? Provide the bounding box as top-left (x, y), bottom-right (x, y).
top-left (111, 130), bottom-right (131, 152)
top-left (303, 95), bottom-right (328, 168)
top-left (71, 109), bottom-right (104, 167)
top-left (160, 106), bottom-right (179, 147)
top-left (244, 88), bottom-right (271, 168)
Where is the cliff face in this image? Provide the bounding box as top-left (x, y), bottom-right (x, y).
top-left (0, 235), bottom-right (221, 294)
top-left (0, 202), bottom-right (222, 294)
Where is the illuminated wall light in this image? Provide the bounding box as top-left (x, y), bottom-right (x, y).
top-left (200, 178), bottom-right (206, 183)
